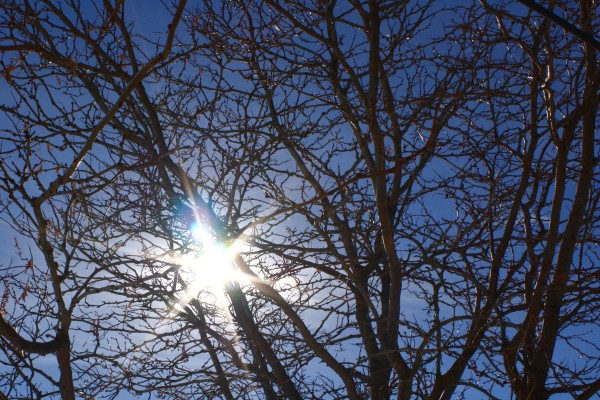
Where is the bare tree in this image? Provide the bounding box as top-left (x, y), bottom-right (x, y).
top-left (0, 1), bottom-right (599, 399)
top-left (0, 0), bottom-right (187, 398)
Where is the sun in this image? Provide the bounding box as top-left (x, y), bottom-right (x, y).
top-left (168, 222), bottom-right (251, 315)
top-left (182, 224), bottom-right (245, 296)
top-left (193, 242), bottom-right (236, 289)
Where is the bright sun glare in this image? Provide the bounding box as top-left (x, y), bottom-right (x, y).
top-left (168, 220), bottom-right (252, 315)
top-left (182, 223), bottom-right (245, 297)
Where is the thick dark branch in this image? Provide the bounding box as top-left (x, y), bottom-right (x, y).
top-left (516, 0), bottom-right (600, 50)
top-left (0, 315), bottom-right (67, 355)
